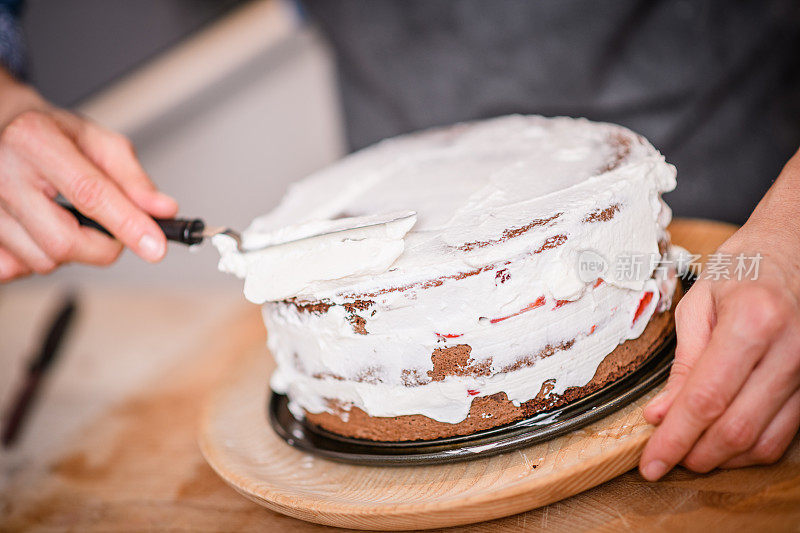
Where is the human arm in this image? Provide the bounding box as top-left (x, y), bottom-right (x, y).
top-left (640, 147), bottom-right (800, 480)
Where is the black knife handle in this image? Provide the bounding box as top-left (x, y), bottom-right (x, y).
top-left (60, 203), bottom-right (205, 246)
top-left (155, 217), bottom-right (205, 245)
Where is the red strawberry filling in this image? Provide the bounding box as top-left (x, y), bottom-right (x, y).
top-left (632, 291), bottom-right (654, 326)
top-left (490, 295), bottom-right (546, 324)
top-left (553, 299), bottom-right (571, 309)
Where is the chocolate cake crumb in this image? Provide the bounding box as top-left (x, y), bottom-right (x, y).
top-left (459, 212), bottom-right (562, 252)
top-left (601, 133), bottom-right (633, 172)
top-left (342, 300), bottom-right (374, 313)
top-left (356, 366), bottom-right (382, 384)
top-left (287, 299), bottom-right (375, 334)
top-left (532, 234), bottom-right (567, 254)
top-left (428, 344), bottom-right (492, 381)
top-left (348, 315), bottom-right (368, 335)
top-left (289, 299), bottom-right (333, 315)
top-left (353, 264), bottom-right (494, 299)
top-left (540, 378), bottom-right (556, 397)
top-left (313, 366), bottom-right (383, 384)
top-left (495, 268), bottom-right (511, 284)
top-left (401, 369), bottom-right (430, 387)
top-left (501, 339), bottom-right (576, 373)
top-left (583, 204), bottom-right (620, 223)
top-left (341, 300), bottom-right (374, 335)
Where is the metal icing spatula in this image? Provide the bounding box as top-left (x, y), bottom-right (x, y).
top-left (62, 203), bottom-right (416, 253)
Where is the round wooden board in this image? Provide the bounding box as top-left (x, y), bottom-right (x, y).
top-left (199, 345), bottom-right (665, 531)
top-left (198, 218), bottom-right (735, 531)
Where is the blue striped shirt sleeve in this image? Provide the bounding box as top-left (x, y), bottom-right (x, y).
top-left (0, 0), bottom-right (24, 77)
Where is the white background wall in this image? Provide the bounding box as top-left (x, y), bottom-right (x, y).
top-left (10, 0), bottom-right (346, 291)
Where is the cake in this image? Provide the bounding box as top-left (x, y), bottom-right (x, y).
top-left (215, 115), bottom-right (679, 442)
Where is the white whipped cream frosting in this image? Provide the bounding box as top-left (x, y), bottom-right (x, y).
top-left (213, 211), bottom-right (417, 303)
top-left (218, 115), bottom-right (677, 425)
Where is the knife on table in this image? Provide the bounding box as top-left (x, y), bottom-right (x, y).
top-left (2, 294), bottom-right (77, 448)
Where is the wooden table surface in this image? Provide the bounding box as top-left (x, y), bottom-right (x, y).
top-left (1, 219), bottom-right (799, 532)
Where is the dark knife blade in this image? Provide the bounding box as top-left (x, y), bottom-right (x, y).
top-left (2, 294), bottom-right (78, 448)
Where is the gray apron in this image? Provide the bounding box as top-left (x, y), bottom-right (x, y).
top-left (302, 0), bottom-right (800, 224)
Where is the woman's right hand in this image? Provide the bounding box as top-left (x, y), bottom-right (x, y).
top-left (0, 69), bottom-right (178, 281)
